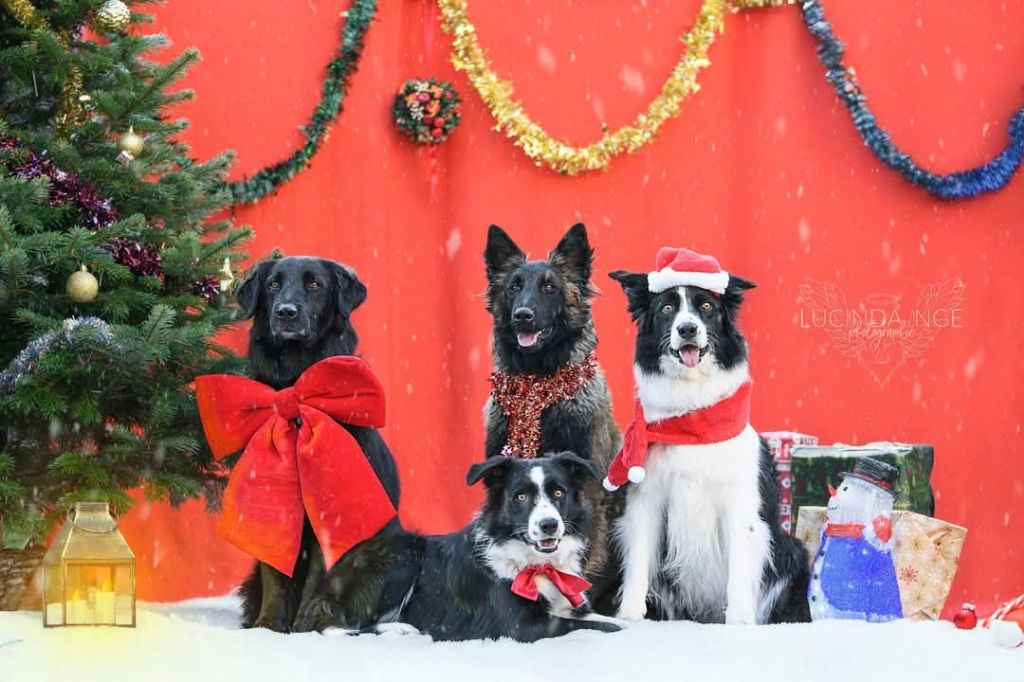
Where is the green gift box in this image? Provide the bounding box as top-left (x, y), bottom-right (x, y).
top-left (791, 442), bottom-right (935, 520)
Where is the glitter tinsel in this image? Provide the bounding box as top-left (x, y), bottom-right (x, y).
top-left (106, 238), bottom-right (162, 277)
top-left (1, 134), bottom-right (118, 229)
top-left (192, 275), bottom-right (220, 302)
top-left (438, 0), bottom-right (726, 175)
top-left (0, 317), bottom-right (116, 395)
top-left (800, 0), bottom-right (1024, 199)
top-left (489, 354), bottom-right (598, 459)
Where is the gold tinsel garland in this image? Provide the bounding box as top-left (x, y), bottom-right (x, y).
top-left (1, 0), bottom-right (84, 134)
top-left (438, 0), bottom-right (729, 175)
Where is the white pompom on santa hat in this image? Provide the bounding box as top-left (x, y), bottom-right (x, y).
top-left (647, 247), bottom-right (730, 294)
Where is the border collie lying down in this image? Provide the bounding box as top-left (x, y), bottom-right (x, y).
top-left (369, 452), bottom-right (622, 642)
top-left (604, 249), bottom-right (809, 624)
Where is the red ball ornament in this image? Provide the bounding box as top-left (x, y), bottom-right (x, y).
top-left (431, 128), bottom-right (443, 138)
top-left (422, 116), bottom-right (435, 127)
top-left (434, 117), bottom-right (445, 127)
top-left (953, 603), bottom-right (978, 630)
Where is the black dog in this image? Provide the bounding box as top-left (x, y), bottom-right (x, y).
top-left (482, 224), bottom-right (620, 577)
top-left (371, 452), bottom-right (621, 642)
top-left (233, 256), bottom-right (402, 632)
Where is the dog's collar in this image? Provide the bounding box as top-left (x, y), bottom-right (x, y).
top-left (490, 353), bottom-right (597, 459)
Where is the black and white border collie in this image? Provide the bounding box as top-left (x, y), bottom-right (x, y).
top-left (606, 265), bottom-right (809, 624)
top-left (375, 452), bottom-right (622, 642)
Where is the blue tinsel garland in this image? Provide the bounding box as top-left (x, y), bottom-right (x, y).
top-left (801, 0), bottom-right (1024, 199)
top-left (0, 317), bottom-right (116, 395)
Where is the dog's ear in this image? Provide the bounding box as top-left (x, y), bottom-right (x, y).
top-left (548, 451), bottom-right (600, 483)
top-left (330, 262), bottom-right (368, 318)
top-left (235, 261), bottom-right (271, 318)
top-left (726, 273), bottom-right (757, 293)
top-left (549, 223), bottom-right (594, 286)
top-left (721, 273), bottom-right (756, 318)
top-left (466, 456), bottom-right (513, 488)
top-left (609, 270), bottom-right (652, 321)
top-left (484, 224), bottom-right (526, 279)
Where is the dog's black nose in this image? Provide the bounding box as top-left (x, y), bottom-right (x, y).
top-left (275, 303), bottom-right (299, 319)
top-left (513, 307), bottom-right (535, 324)
top-left (538, 518), bottom-right (560, 535)
top-left (677, 321), bottom-right (699, 338)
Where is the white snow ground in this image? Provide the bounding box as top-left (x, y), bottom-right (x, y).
top-left (0, 596), bottom-right (1018, 682)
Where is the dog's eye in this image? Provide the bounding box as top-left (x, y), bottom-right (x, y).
top-left (541, 282), bottom-right (555, 293)
top-left (516, 493), bottom-right (528, 502)
top-left (510, 282), bottom-right (522, 294)
top-left (268, 281), bottom-right (280, 290)
top-left (700, 302), bottom-right (712, 312)
top-left (660, 303), bottom-right (674, 315)
top-left (307, 281), bottom-right (321, 289)
top-left (551, 488), bottom-right (564, 498)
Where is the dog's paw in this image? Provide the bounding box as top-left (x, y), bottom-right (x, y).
top-left (292, 597), bottom-right (338, 633)
top-left (616, 601), bottom-right (647, 621)
top-left (251, 613), bottom-right (291, 633)
top-left (724, 604), bottom-right (757, 625)
top-left (374, 622), bottom-right (422, 637)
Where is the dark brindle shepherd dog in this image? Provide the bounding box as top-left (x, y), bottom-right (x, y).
top-left (233, 256), bottom-right (402, 633)
top-left (482, 223), bottom-right (620, 578)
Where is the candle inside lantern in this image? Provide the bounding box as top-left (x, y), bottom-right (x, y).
top-left (45, 602), bottom-right (63, 626)
top-left (94, 581), bottom-right (117, 624)
top-left (66, 590), bottom-right (91, 625)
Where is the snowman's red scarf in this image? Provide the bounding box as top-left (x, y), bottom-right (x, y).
top-left (490, 354), bottom-right (597, 459)
top-left (604, 381), bottom-right (752, 490)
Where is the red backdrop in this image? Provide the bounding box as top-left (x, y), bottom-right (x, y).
top-left (120, 0), bottom-right (1024, 617)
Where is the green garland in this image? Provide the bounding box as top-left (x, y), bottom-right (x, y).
top-left (225, 0), bottom-right (378, 204)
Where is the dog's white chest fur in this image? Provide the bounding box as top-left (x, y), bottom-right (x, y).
top-left (643, 426), bottom-right (762, 620)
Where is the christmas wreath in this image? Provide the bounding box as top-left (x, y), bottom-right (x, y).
top-left (393, 78), bottom-right (462, 145)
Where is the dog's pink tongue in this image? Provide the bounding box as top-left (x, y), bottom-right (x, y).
top-left (517, 331), bottom-right (540, 348)
top-left (681, 346), bottom-right (701, 368)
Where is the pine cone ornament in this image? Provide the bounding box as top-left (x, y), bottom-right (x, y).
top-left (96, 0), bottom-right (131, 35)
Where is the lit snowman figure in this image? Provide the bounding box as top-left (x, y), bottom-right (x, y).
top-left (809, 457), bottom-right (903, 623)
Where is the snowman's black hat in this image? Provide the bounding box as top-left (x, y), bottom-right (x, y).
top-left (841, 457), bottom-right (900, 494)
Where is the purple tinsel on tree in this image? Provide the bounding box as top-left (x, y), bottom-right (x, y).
top-left (192, 276), bottom-right (220, 302)
top-left (1, 134), bottom-right (118, 228)
top-left (106, 238), bottom-right (162, 277)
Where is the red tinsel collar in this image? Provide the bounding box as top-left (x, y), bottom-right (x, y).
top-left (490, 354), bottom-right (597, 459)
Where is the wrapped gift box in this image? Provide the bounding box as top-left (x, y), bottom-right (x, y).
top-left (795, 506), bottom-right (966, 620)
top-left (761, 431), bottom-right (818, 534)
top-left (791, 442), bottom-right (935, 521)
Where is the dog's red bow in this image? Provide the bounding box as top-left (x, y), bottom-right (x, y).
top-left (195, 356), bottom-right (396, 576)
top-left (511, 565), bottom-right (592, 609)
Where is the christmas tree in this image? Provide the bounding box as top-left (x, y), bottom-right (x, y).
top-left (0, 0), bottom-right (251, 546)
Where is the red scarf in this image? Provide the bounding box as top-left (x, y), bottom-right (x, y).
top-left (195, 356), bottom-right (396, 576)
top-left (490, 354), bottom-right (597, 459)
top-left (511, 565), bottom-right (592, 609)
top-left (603, 381), bottom-right (753, 490)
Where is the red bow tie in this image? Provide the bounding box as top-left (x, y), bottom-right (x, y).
top-left (511, 565), bottom-right (592, 609)
top-left (195, 356), bottom-right (396, 576)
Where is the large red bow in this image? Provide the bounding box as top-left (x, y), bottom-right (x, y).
top-left (511, 565), bottom-right (592, 609)
top-left (195, 356), bottom-right (396, 576)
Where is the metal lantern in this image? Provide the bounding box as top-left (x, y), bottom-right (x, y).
top-left (42, 502), bottom-right (135, 627)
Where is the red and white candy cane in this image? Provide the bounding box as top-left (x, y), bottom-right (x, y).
top-left (983, 592), bottom-right (1024, 627)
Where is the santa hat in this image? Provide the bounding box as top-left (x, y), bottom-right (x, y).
top-left (647, 247), bottom-right (730, 294)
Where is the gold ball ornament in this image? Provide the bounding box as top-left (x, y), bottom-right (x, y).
top-left (66, 265), bottom-right (99, 303)
top-left (95, 0), bottom-right (131, 35)
top-left (118, 127), bottom-right (144, 155)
